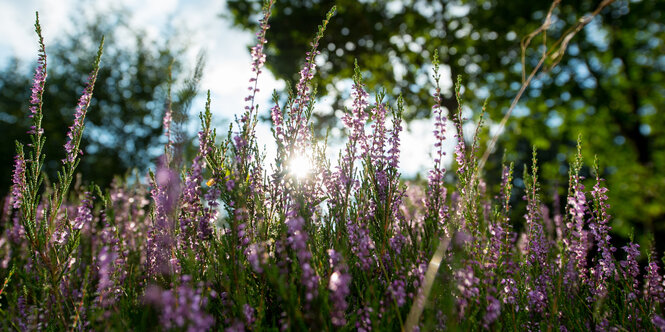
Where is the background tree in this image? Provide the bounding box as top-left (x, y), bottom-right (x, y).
top-left (225, 0), bottom-right (665, 250)
top-left (0, 8), bottom-right (201, 196)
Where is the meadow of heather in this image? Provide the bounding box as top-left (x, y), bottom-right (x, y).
top-left (1, 1), bottom-right (664, 331)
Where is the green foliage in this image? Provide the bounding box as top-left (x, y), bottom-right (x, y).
top-left (226, 0), bottom-right (665, 253)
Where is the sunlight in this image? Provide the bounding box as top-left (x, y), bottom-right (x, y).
top-left (288, 152), bottom-right (312, 180)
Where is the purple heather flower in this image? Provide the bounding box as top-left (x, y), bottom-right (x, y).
top-left (500, 277), bottom-right (518, 305)
top-left (249, 162), bottom-right (264, 196)
top-left (590, 178), bottom-right (610, 235)
top-left (389, 232), bottom-right (406, 255)
top-left (180, 157), bottom-right (204, 234)
top-left (455, 265), bottom-right (480, 315)
top-left (327, 70), bottom-right (371, 223)
top-left (225, 177), bottom-right (235, 192)
top-left (342, 75), bottom-right (370, 158)
top-left (180, 115), bottom-right (215, 242)
top-left (301, 262), bottom-right (318, 302)
top-left (243, 303), bottom-right (256, 326)
top-left (426, 104), bottom-right (446, 221)
top-left (27, 33), bottom-right (47, 136)
top-left (10, 152), bottom-right (26, 209)
top-left (527, 286), bottom-right (547, 314)
top-left (409, 258), bottom-right (428, 291)
top-left (594, 318), bottom-right (610, 331)
top-left (63, 74), bottom-right (97, 164)
top-left (484, 222), bottom-right (506, 278)
top-left (236, 219), bottom-right (251, 247)
top-left (244, 0), bottom-right (273, 117)
top-left (291, 52), bottom-right (318, 144)
top-left (589, 176), bottom-right (616, 298)
top-left (146, 157), bottom-right (180, 276)
top-left (29, 59), bottom-right (46, 107)
top-left (163, 104), bottom-right (172, 147)
top-left (620, 242), bottom-right (640, 300)
top-left (387, 108), bottom-right (403, 169)
top-left (10, 205), bottom-right (30, 242)
top-left (233, 134), bottom-right (247, 153)
top-left (285, 206), bottom-right (319, 303)
top-left (500, 164), bottom-right (512, 211)
top-left (453, 129), bottom-right (466, 175)
top-left (521, 162), bottom-right (552, 314)
top-left (329, 270), bottom-right (351, 326)
top-left (156, 158), bottom-right (181, 212)
top-left (245, 242), bottom-right (265, 273)
top-left (144, 277), bottom-right (214, 332)
top-left (428, 50), bottom-right (448, 206)
top-left (567, 179), bottom-right (589, 283)
top-left (653, 315), bottom-right (665, 332)
top-left (51, 202), bottom-right (77, 244)
top-left (225, 321), bottom-right (245, 332)
top-left (451, 76), bottom-right (470, 180)
top-left (426, 90), bottom-right (451, 222)
top-left (95, 212), bottom-right (127, 311)
top-left (95, 245), bottom-right (117, 306)
top-left (483, 295), bottom-right (501, 328)
top-left (270, 104), bottom-right (285, 146)
top-left (328, 250), bottom-right (351, 327)
top-left (201, 185), bottom-right (221, 237)
top-left (523, 186), bottom-right (550, 278)
top-left (346, 218), bottom-right (375, 271)
top-left (286, 215), bottom-right (306, 253)
top-left (72, 192), bottom-right (93, 230)
top-left (279, 37), bottom-right (326, 154)
top-left (644, 255), bottom-right (665, 304)
top-left (428, 78), bottom-right (448, 207)
top-left (356, 305), bottom-right (373, 332)
top-left (51, 227), bottom-right (69, 245)
top-left (17, 295), bottom-right (28, 331)
top-left (387, 278), bottom-right (407, 307)
top-left (369, 101), bottom-right (388, 166)
top-left (3, 197), bottom-right (26, 245)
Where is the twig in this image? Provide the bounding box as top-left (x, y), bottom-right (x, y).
top-left (477, 0), bottom-right (617, 175)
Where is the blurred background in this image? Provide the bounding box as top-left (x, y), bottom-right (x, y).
top-left (1, 0), bottom-right (663, 252)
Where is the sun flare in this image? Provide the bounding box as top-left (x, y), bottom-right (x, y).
top-left (288, 153), bottom-right (312, 179)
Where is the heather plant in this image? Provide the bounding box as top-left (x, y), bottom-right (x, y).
top-left (1, 3), bottom-right (665, 332)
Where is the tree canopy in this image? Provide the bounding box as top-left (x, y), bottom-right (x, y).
top-left (0, 9), bottom-right (200, 195)
top-left (225, 0), bottom-right (665, 248)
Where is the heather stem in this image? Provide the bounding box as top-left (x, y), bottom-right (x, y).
top-left (48, 37), bottom-right (104, 237)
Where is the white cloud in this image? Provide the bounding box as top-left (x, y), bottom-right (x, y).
top-left (0, 0), bottom-right (74, 65)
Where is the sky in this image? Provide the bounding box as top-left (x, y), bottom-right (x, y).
top-left (0, 0), bottom-right (456, 177)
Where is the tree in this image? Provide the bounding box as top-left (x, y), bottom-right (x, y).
top-left (225, 0), bottom-right (665, 249)
top-left (0, 9), bottom-right (199, 195)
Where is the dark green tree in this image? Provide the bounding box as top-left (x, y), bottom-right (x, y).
top-left (0, 9), bottom-right (200, 195)
top-left (226, 0), bottom-right (665, 249)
